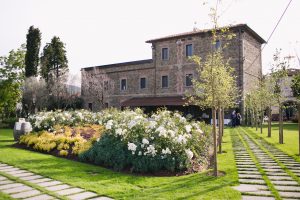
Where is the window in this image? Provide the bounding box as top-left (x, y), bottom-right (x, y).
top-left (88, 103), bottom-right (93, 111)
top-left (162, 76), bottom-right (168, 88)
top-left (185, 74), bottom-right (193, 87)
top-left (140, 77), bottom-right (146, 89)
top-left (104, 81), bottom-right (108, 90)
top-left (215, 40), bottom-right (221, 50)
top-left (120, 79), bottom-right (127, 91)
top-left (186, 44), bottom-right (193, 57)
top-left (162, 48), bottom-right (169, 60)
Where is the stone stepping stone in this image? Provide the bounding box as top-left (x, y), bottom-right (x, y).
top-left (239, 179), bottom-right (265, 184)
top-left (284, 164), bottom-right (300, 167)
top-left (67, 191), bottom-right (98, 200)
top-left (279, 191), bottom-right (300, 198)
top-left (272, 180), bottom-right (299, 186)
top-left (11, 189), bottom-right (41, 199)
top-left (89, 197), bottom-right (114, 200)
top-left (266, 172), bottom-right (288, 176)
top-left (23, 194), bottom-right (54, 200)
top-left (264, 168), bottom-right (284, 172)
top-left (0, 164), bottom-right (8, 167)
top-left (275, 185), bottom-right (300, 192)
top-left (237, 168), bottom-right (258, 172)
top-left (46, 184), bottom-right (71, 191)
top-left (20, 175), bottom-right (43, 181)
top-left (260, 163), bottom-right (278, 166)
top-left (261, 166), bottom-right (282, 169)
top-left (238, 171), bottom-right (260, 175)
top-left (28, 178), bottom-right (52, 184)
top-left (56, 187), bottom-right (84, 196)
top-left (236, 162), bottom-right (255, 165)
top-left (232, 184), bottom-right (268, 192)
top-left (0, 168), bottom-right (20, 172)
top-left (258, 160), bottom-right (276, 163)
top-left (37, 180), bottom-right (62, 187)
top-left (13, 172), bottom-right (35, 177)
top-left (244, 190), bottom-right (273, 196)
top-left (239, 174), bottom-right (262, 179)
top-left (6, 170), bottom-right (29, 175)
top-left (0, 176), bottom-right (7, 181)
top-left (268, 176), bottom-right (293, 181)
top-left (0, 166), bottom-right (14, 171)
top-left (242, 195), bottom-right (275, 200)
top-left (2, 185), bottom-right (33, 194)
top-left (0, 180), bottom-right (14, 185)
top-left (0, 183), bottom-right (23, 190)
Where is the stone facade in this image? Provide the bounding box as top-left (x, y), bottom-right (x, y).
top-left (81, 24), bottom-right (265, 115)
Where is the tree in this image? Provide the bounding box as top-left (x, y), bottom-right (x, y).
top-left (25, 26), bottom-right (41, 77)
top-left (0, 44), bottom-right (26, 117)
top-left (290, 72), bottom-right (300, 155)
top-left (270, 49), bottom-right (288, 144)
top-left (187, 50), bottom-right (238, 176)
top-left (22, 77), bottom-right (48, 116)
top-left (40, 36), bottom-right (69, 109)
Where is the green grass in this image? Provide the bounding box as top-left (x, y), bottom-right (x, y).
top-left (244, 123), bottom-right (300, 161)
top-left (0, 129), bottom-right (241, 200)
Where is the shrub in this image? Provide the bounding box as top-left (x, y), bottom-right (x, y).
top-left (27, 108), bottom-right (211, 173)
top-left (19, 125), bottom-right (104, 156)
top-left (80, 109), bottom-right (211, 173)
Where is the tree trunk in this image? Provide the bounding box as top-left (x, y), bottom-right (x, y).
top-left (255, 111), bottom-right (258, 131)
top-left (251, 109), bottom-right (254, 128)
top-left (260, 110), bottom-right (263, 134)
top-left (298, 103), bottom-right (300, 155)
top-left (268, 106), bottom-right (272, 137)
top-left (218, 108), bottom-right (222, 154)
top-left (279, 105), bottom-right (284, 144)
top-left (221, 109), bottom-right (224, 137)
top-left (212, 108), bottom-right (218, 176)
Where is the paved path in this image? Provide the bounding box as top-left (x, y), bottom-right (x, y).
top-left (0, 163), bottom-right (113, 200)
top-left (232, 128), bottom-right (300, 200)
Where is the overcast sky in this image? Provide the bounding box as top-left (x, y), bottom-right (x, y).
top-left (1, 0), bottom-right (300, 85)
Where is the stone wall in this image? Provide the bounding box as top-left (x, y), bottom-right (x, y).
top-left (81, 25), bottom-right (264, 113)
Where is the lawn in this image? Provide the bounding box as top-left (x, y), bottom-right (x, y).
top-left (0, 128), bottom-right (241, 200)
top-left (243, 123), bottom-right (300, 161)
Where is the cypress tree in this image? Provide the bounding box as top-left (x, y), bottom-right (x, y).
top-left (25, 26), bottom-right (41, 77)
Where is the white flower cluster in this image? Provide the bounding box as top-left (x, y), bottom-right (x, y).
top-left (30, 108), bottom-right (208, 163)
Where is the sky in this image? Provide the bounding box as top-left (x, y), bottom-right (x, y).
top-left (1, 0), bottom-right (300, 86)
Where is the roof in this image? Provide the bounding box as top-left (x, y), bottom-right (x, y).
top-left (146, 24), bottom-right (266, 44)
top-left (121, 96), bottom-right (186, 107)
top-left (83, 59), bottom-right (153, 70)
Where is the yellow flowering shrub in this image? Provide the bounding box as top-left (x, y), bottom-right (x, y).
top-left (19, 124), bottom-right (104, 156)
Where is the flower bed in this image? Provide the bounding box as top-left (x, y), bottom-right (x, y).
top-left (19, 125), bottom-right (104, 157)
top-left (21, 108), bottom-right (211, 174)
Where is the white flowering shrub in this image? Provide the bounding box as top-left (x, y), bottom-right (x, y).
top-left (80, 108), bottom-right (212, 173)
top-left (29, 108), bottom-right (211, 173)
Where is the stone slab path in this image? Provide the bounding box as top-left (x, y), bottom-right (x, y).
top-left (232, 128), bottom-right (300, 200)
top-left (0, 163), bottom-right (113, 200)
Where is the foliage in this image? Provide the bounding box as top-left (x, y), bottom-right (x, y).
top-left (291, 73), bottom-right (300, 99)
top-left (22, 77), bottom-right (48, 116)
top-left (25, 26), bottom-right (41, 77)
top-left (28, 109), bottom-right (211, 173)
top-left (0, 44), bottom-right (26, 117)
top-left (40, 36), bottom-right (69, 109)
top-left (19, 125), bottom-right (104, 156)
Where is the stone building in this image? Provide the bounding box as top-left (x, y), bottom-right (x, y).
top-left (81, 24), bottom-right (265, 119)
